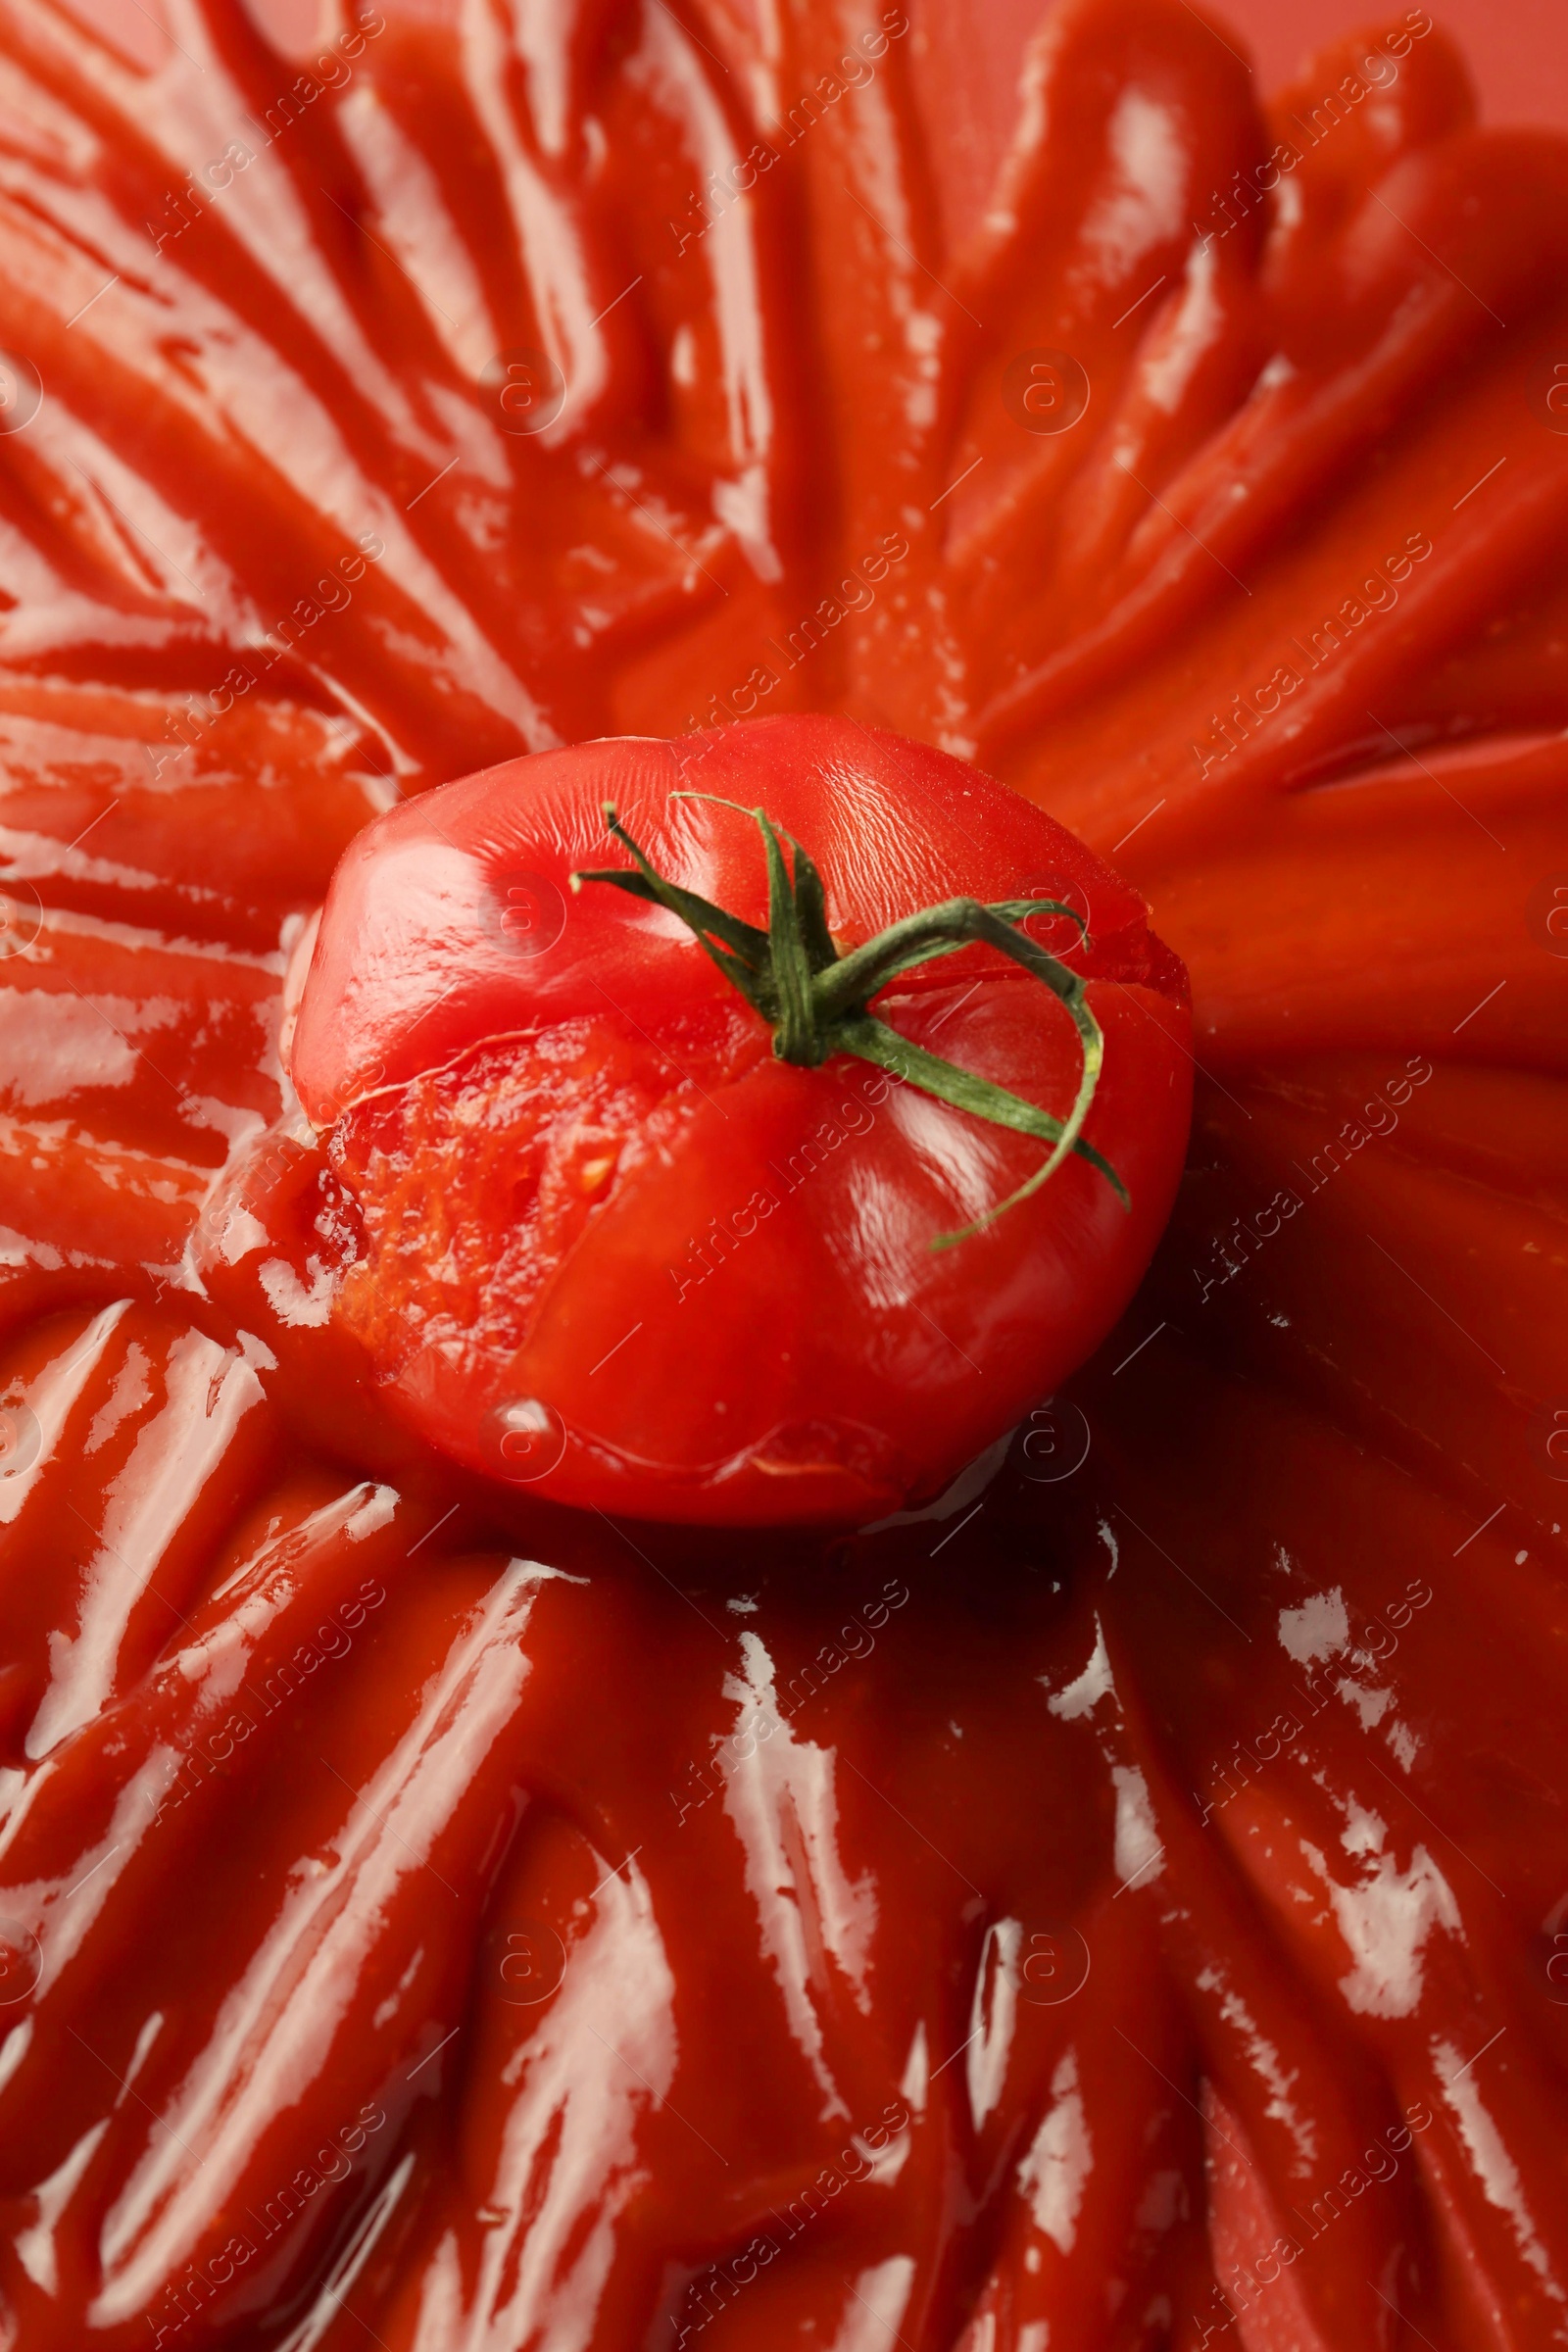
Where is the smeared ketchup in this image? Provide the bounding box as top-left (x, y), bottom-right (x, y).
top-left (0, 0), bottom-right (1564, 2343)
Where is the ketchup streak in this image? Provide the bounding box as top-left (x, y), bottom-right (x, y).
top-left (0, 0), bottom-right (1564, 2345)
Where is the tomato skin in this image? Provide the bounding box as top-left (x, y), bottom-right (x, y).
top-left (290, 717), bottom-right (1191, 1523)
top-left (288, 714), bottom-right (1185, 1122)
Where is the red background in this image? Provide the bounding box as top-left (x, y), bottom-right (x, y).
top-left (63, 0), bottom-right (1568, 271)
top-left (73, 0), bottom-right (1568, 134)
top-left (916, 0), bottom-right (1568, 245)
top-left (1228, 0), bottom-right (1567, 123)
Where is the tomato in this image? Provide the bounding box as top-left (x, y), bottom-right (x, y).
top-left (288, 715), bottom-right (1191, 1523)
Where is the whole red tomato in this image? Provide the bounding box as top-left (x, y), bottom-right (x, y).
top-left (287, 715), bottom-right (1191, 1523)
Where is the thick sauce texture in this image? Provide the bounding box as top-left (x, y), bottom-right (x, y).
top-left (0, 0), bottom-right (1564, 2345)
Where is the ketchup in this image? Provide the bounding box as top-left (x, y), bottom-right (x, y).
top-left (0, 0), bottom-right (1564, 2344)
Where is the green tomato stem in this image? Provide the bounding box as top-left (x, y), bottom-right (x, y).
top-left (569, 796), bottom-right (1128, 1245)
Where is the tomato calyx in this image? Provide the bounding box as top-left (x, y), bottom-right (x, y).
top-left (571, 793), bottom-right (1129, 1246)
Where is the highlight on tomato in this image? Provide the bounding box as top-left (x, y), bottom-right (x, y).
top-left (285, 715), bottom-right (1193, 1524)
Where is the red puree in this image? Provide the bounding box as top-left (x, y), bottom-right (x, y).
top-left (0, 0), bottom-right (1563, 2344)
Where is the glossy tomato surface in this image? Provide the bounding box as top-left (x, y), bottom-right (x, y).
top-left (284, 717), bottom-right (1191, 1521)
top-left (0, 0), bottom-right (1564, 2344)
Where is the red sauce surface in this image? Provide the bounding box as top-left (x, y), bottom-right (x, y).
top-left (0, 0), bottom-right (1564, 2344)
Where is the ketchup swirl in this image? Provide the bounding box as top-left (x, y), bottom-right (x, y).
top-left (0, 0), bottom-right (1563, 2344)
